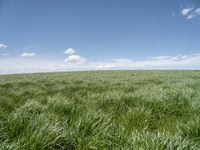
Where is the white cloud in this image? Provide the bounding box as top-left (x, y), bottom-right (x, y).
top-left (180, 7), bottom-right (200, 20)
top-left (195, 8), bottom-right (200, 14)
top-left (20, 52), bottom-right (36, 58)
top-left (64, 48), bottom-right (76, 55)
top-left (187, 14), bottom-right (194, 19)
top-left (0, 44), bottom-right (7, 49)
top-left (187, 7), bottom-right (200, 19)
top-left (186, 14), bottom-right (200, 20)
top-left (181, 8), bottom-right (193, 16)
top-left (64, 55), bottom-right (87, 65)
top-left (150, 55), bottom-right (188, 61)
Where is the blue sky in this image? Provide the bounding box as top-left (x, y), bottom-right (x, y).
top-left (0, 0), bottom-right (200, 73)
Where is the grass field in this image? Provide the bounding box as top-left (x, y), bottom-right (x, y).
top-left (0, 71), bottom-right (200, 149)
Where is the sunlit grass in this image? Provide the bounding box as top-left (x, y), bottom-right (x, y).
top-left (0, 70), bottom-right (200, 149)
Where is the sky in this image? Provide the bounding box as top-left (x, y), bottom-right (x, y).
top-left (0, 0), bottom-right (200, 74)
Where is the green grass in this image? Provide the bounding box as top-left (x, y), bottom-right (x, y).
top-left (1, 70), bottom-right (200, 149)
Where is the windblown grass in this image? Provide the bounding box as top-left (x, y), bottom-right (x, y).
top-left (0, 70), bottom-right (200, 149)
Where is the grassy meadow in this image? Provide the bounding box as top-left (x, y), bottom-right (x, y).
top-left (1, 70), bottom-right (200, 149)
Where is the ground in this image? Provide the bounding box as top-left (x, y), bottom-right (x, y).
top-left (0, 70), bottom-right (200, 149)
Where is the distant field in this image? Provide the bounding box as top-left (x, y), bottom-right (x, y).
top-left (1, 71), bottom-right (200, 149)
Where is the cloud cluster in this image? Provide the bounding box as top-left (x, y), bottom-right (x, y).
top-left (1, 52), bottom-right (200, 74)
top-left (64, 48), bottom-right (87, 65)
top-left (93, 54), bottom-right (200, 70)
top-left (0, 44), bottom-right (7, 49)
top-left (181, 7), bottom-right (200, 20)
top-left (0, 46), bottom-right (199, 74)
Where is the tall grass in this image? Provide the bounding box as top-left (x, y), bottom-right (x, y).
top-left (0, 70), bottom-right (200, 149)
